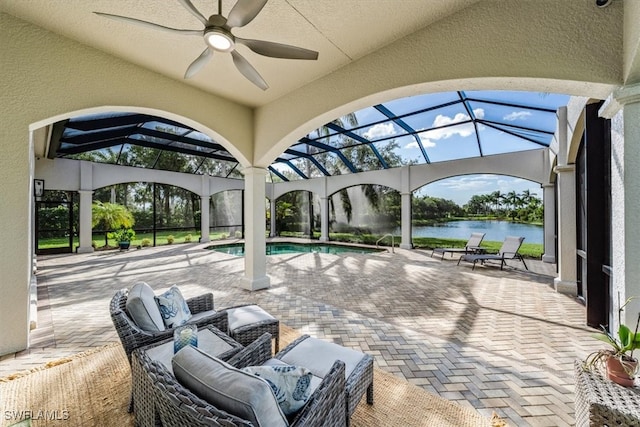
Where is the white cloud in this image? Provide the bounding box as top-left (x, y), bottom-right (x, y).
top-left (405, 137), bottom-right (436, 149)
top-left (503, 111), bottom-right (532, 121)
top-left (418, 108), bottom-right (485, 141)
top-left (420, 136), bottom-right (436, 148)
top-left (363, 123), bottom-right (395, 140)
top-left (405, 141), bottom-right (419, 149)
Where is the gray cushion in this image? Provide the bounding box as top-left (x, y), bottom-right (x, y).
top-left (126, 281), bottom-right (165, 332)
top-left (227, 305), bottom-right (276, 332)
top-left (172, 346), bottom-right (288, 427)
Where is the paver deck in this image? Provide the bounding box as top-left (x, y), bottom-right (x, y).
top-left (0, 241), bottom-right (603, 426)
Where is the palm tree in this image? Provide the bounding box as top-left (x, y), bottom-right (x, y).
top-left (490, 191), bottom-right (503, 214)
top-left (92, 201), bottom-right (135, 246)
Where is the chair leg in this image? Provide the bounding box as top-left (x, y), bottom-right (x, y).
top-left (366, 382), bottom-right (374, 404)
top-left (520, 256), bottom-right (528, 270)
top-left (472, 260), bottom-right (477, 270)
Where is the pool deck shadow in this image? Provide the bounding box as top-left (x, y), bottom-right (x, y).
top-left (1, 241), bottom-right (598, 427)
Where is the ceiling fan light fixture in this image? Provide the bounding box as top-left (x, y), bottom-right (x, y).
top-left (205, 28), bottom-right (235, 52)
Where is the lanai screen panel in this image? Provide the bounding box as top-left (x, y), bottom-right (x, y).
top-left (51, 91), bottom-right (567, 181)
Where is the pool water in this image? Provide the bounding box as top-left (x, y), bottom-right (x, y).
top-left (207, 242), bottom-right (384, 256)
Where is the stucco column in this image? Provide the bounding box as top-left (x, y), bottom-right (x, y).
top-left (240, 167), bottom-right (270, 291)
top-left (270, 198), bottom-right (276, 237)
top-left (400, 192), bottom-right (412, 249)
top-left (541, 183), bottom-right (556, 263)
top-left (553, 165), bottom-right (577, 294)
top-left (552, 106), bottom-right (577, 295)
top-left (77, 190), bottom-right (94, 253)
top-left (600, 83), bottom-right (640, 330)
top-left (200, 196), bottom-right (210, 243)
top-left (77, 161), bottom-right (94, 254)
top-left (319, 197), bottom-right (329, 242)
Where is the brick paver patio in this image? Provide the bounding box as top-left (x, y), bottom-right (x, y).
top-left (0, 241), bottom-right (603, 426)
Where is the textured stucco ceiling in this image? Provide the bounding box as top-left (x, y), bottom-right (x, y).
top-left (0, 0), bottom-right (480, 107)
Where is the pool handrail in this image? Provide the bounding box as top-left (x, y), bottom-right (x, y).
top-left (376, 234), bottom-right (395, 253)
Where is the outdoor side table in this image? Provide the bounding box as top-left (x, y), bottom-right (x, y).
top-left (131, 325), bottom-right (243, 427)
top-left (574, 360), bottom-right (640, 426)
top-left (467, 246), bottom-right (487, 254)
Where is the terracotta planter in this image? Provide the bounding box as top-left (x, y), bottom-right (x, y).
top-left (606, 356), bottom-right (638, 387)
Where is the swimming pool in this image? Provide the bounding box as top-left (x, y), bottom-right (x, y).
top-left (207, 242), bottom-right (385, 256)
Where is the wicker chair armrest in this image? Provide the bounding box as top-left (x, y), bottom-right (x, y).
top-left (226, 333), bottom-right (273, 369)
top-left (220, 303), bottom-right (256, 311)
top-left (290, 360), bottom-right (347, 427)
top-left (188, 310), bottom-right (229, 335)
top-left (274, 334), bottom-right (311, 359)
top-left (186, 293), bottom-right (214, 313)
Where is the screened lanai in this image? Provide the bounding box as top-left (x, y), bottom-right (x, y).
top-left (38, 90), bottom-right (566, 263)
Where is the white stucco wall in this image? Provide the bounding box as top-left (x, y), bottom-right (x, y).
top-left (35, 159), bottom-right (244, 196)
top-left (271, 149), bottom-right (547, 200)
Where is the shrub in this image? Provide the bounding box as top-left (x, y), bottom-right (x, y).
top-left (167, 235), bottom-right (175, 244)
top-left (234, 230), bottom-right (242, 239)
top-left (184, 234), bottom-right (193, 243)
top-left (141, 238), bottom-right (152, 247)
top-left (220, 233), bottom-right (228, 240)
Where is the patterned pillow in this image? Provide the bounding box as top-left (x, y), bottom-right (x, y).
top-left (154, 285), bottom-right (192, 328)
top-left (242, 365), bottom-right (312, 415)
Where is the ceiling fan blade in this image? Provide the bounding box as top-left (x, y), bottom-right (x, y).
top-left (230, 50), bottom-right (269, 90)
top-left (94, 12), bottom-right (202, 36)
top-left (226, 0), bottom-right (268, 28)
top-left (184, 48), bottom-right (213, 79)
top-left (236, 38), bottom-right (318, 60)
top-left (177, 0), bottom-right (209, 26)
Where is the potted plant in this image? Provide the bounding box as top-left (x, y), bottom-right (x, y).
top-left (109, 227), bottom-right (136, 250)
top-left (585, 296), bottom-right (640, 387)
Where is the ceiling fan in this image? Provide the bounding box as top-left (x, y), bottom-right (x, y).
top-left (94, 0), bottom-right (319, 90)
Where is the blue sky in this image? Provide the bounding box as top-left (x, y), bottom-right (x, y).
top-left (280, 90), bottom-right (569, 204)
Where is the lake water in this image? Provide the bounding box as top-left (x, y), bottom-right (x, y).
top-left (396, 220), bottom-right (543, 244)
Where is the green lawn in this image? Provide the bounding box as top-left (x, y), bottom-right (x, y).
top-left (411, 236), bottom-right (542, 258)
top-left (38, 231), bottom-right (543, 259)
top-left (37, 230), bottom-right (240, 250)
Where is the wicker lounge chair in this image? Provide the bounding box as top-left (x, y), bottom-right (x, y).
top-left (228, 333), bottom-right (373, 427)
top-left (110, 288), bottom-right (229, 366)
top-left (457, 235), bottom-right (527, 270)
top-left (431, 232), bottom-right (486, 259)
top-left (132, 332), bottom-right (348, 427)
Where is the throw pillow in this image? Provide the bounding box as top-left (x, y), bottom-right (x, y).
top-left (126, 281), bottom-right (165, 331)
top-left (154, 285), bottom-right (192, 328)
top-left (242, 365), bottom-right (313, 415)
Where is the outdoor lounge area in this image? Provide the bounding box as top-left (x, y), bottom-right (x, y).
top-left (0, 242), bottom-right (602, 426)
top-left (4, 1), bottom-right (640, 426)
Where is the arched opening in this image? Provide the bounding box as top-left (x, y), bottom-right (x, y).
top-left (329, 184), bottom-right (399, 240)
top-left (412, 174), bottom-right (544, 257)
